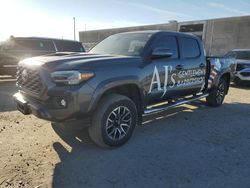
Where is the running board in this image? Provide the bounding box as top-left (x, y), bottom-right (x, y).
top-left (144, 93), bottom-right (209, 115)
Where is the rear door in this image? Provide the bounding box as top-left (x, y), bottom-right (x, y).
top-left (176, 36), bottom-right (207, 95)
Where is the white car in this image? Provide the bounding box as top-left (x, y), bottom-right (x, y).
top-left (225, 49), bottom-right (250, 85)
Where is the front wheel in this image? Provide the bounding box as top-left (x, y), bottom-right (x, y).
top-left (206, 78), bottom-right (228, 107)
top-left (88, 94), bottom-right (137, 148)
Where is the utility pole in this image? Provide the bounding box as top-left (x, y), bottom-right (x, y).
top-left (73, 17), bottom-right (76, 40)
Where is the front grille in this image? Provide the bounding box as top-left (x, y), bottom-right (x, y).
top-left (17, 66), bottom-right (43, 95)
top-left (240, 72), bottom-right (250, 77)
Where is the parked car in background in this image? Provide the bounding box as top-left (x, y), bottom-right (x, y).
top-left (225, 49), bottom-right (250, 86)
top-left (0, 37), bottom-right (85, 76)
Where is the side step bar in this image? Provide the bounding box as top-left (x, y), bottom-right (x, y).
top-left (144, 93), bottom-right (209, 115)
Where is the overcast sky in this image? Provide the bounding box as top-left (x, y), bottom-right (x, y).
top-left (0, 0), bottom-right (250, 41)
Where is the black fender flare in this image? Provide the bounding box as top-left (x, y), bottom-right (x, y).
top-left (211, 70), bottom-right (231, 94)
top-left (87, 76), bottom-right (143, 112)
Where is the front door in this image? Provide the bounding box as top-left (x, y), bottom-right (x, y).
top-left (142, 34), bottom-right (182, 105)
top-left (142, 35), bottom-right (207, 106)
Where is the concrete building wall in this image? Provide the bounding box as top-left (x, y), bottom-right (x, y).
top-left (79, 15), bottom-right (250, 55)
top-left (205, 16), bottom-right (250, 55)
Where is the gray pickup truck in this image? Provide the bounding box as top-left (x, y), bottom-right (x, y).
top-left (13, 31), bottom-right (236, 148)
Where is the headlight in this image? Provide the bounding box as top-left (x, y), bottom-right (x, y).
top-left (51, 71), bottom-right (94, 85)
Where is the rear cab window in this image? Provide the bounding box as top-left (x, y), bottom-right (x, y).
top-left (180, 37), bottom-right (201, 58)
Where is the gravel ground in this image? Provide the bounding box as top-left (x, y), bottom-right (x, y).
top-left (0, 81), bottom-right (250, 188)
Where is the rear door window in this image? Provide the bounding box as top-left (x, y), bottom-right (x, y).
top-left (54, 40), bottom-right (85, 52)
top-left (180, 37), bottom-right (200, 58)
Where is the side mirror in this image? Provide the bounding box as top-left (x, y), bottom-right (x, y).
top-left (151, 48), bottom-right (173, 59)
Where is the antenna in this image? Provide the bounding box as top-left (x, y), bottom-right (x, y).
top-left (73, 17), bottom-right (76, 40)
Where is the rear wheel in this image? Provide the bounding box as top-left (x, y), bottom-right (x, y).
top-left (88, 94), bottom-right (137, 148)
top-left (206, 78), bottom-right (227, 107)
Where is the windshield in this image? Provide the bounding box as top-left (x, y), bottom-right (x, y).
top-left (225, 50), bottom-right (250, 60)
top-left (89, 33), bottom-right (152, 56)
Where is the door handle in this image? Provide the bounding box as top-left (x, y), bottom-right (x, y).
top-left (199, 63), bottom-right (205, 68)
top-left (175, 65), bottom-right (183, 70)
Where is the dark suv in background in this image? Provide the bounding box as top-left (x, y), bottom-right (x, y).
top-left (225, 49), bottom-right (250, 85)
top-left (0, 37), bottom-right (85, 76)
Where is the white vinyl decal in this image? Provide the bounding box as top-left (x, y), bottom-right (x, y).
top-left (148, 65), bottom-right (206, 97)
top-left (148, 66), bottom-right (162, 94)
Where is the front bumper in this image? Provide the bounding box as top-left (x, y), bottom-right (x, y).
top-left (13, 85), bottom-right (94, 122)
top-left (14, 62), bottom-right (96, 122)
top-left (13, 92), bottom-right (79, 122)
top-left (235, 68), bottom-right (250, 81)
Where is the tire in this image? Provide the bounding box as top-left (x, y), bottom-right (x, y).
top-left (206, 78), bottom-right (227, 107)
top-left (88, 94), bottom-right (137, 148)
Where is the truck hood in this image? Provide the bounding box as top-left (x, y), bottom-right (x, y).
top-left (19, 53), bottom-right (141, 71)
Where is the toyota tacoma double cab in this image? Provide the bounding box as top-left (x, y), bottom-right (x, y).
top-left (13, 31), bottom-right (236, 148)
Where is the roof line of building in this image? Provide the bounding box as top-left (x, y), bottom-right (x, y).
top-left (79, 15), bottom-right (250, 33)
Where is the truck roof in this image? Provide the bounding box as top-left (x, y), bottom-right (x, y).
top-left (116, 30), bottom-right (200, 39)
top-left (9, 36), bottom-right (80, 43)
